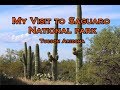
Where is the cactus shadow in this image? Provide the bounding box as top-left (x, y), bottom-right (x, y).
top-left (0, 76), bottom-right (28, 85)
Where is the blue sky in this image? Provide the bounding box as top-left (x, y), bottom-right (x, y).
top-left (0, 5), bottom-right (120, 60)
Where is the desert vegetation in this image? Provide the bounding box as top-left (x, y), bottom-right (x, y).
top-left (0, 5), bottom-right (120, 85)
top-left (0, 26), bottom-right (120, 85)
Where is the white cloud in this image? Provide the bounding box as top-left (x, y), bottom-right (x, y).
top-left (0, 33), bottom-right (28, 42)
top-left (0, 33), bottom-right (40, 45)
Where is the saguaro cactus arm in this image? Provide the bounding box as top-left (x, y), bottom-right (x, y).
top-left (73, 47), bottom-right (78, 55)
top-left (55, 54), bottom-right (59, 61)
top-left (19, 57), bottom-right (23, 63)
top-left (47, 52), bottom-right (53, 62)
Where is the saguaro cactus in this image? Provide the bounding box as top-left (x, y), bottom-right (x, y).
top-left (47, 23), bottom-right (59, 81)
top-left (20, 42), bottom-right (34, 79)
top-left (27, 46), bottom-right (34, 79)
top-left (72, 5), bottom-right (83, 84)
top-left (35, 44), bottom-right (40, 75)
top-left (20, 42), bottom-right (27, 78)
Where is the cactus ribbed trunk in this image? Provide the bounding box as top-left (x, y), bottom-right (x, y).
top-left (76, 5), bottom-right (83, 84)
top-left (52, 23), bottom-right (58, 81)
top-left (22, 54), bottom-right (27, 78)
top-left (35, 44), bottom-right (40, 75)
top-left (23, 65), bottom-right (27, 78)
top-left (23, 42), bottom-right (27, 78)
top-left (21, 42), bottom-right (34, 79)
top-left (27, 46), bottom-right (32, 79)
top-left (47, 24), bottom-right (59, 81)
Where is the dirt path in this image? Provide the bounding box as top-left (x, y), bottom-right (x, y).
top-left (18, 78), bottom-right (75, 85)
top-left (1, 76), bottom-right (75, 85)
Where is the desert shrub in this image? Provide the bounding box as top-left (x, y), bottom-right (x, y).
top-left (78, 26), bottom-right (120, 85)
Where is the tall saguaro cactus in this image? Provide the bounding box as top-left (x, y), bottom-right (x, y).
top-left (52, 23), bottom-right (59, 81)
top-left (35, 44), bottom-right (40, 75)
top-left (20, 42), bottom-right (27, 78)
top-left (47, 23), bottom-right (59, 81)
top-left (27, 46), bottom-right (34, 79)
top-left (72, 5), bottom-right (83, 84)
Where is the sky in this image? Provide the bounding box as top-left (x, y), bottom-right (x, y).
top-left (0, 5), bottom-right (120, 60)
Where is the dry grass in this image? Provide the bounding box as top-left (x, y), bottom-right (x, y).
top-left (18, 78), bottom-right (75, 85)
